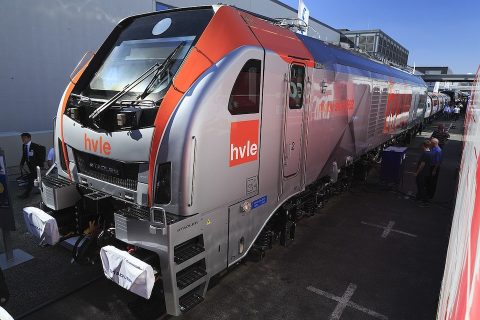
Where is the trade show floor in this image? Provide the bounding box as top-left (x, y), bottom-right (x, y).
top-left (1, 117), bottom-right (462, 320)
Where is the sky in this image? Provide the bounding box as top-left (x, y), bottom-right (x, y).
top-left (281, 0), bottom-right (480, 74)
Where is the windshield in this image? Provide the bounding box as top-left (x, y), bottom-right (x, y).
top-left (78, 8), bottom-right (214, 102)
top-left (89, 36), bottom-right (193, 97)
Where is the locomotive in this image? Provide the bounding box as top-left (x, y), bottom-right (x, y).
top-left (24, 5), bottom-right (428, 315)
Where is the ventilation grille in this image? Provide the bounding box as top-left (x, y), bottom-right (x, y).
top-left (74, 149), bottom-right (139, 190)
top-left (368, 87), bottom-right (389, 138)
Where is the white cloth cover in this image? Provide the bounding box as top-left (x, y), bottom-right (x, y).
top-left (0, 306), bottom-right (14, 320)
top-left (100, 246), bottom-right (155, 299)
top-left (22, 206), bottom-right (60, 245)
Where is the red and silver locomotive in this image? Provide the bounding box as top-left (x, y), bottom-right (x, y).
top-left (24, 5), bottom-right (428, 315)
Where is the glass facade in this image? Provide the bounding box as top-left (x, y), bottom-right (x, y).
top-left (344, 30), bottom-right (408, 67)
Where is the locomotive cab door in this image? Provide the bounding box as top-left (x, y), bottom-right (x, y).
top-left (281, 64), bottom-right (306, 192)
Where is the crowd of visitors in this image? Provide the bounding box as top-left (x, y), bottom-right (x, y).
top-left (442, 103), bottom-right (462, 121)
top-left (414, 123), bottom-right (452, 207)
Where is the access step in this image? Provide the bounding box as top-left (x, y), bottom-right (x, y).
top-left (176, 260), bottom-right (207, 290)
top-left (117, 206), bottom-right (178, 224)
top-left (174, 236), bottom-right (205, 264)
top-left (179, 289), bottom-right (204, 313)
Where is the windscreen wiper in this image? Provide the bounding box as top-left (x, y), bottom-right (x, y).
top-left (137, 41), bottom-right (185, 101)
top-left (89, 41), bottom-right (185, 122)
top-left (70, 93), bottom-right (92, 106)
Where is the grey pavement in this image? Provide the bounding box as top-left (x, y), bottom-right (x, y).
top-left (1, 116), bottom-right (462, 320)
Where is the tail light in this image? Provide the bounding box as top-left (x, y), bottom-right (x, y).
top-left (155, 162), bottom-right (171, 204)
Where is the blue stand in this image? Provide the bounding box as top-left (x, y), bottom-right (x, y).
top-left (380, 146), bottom-right (408, 185)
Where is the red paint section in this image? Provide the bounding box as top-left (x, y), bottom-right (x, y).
top-left (452, 155), bottom-right (480, 319)
top-left (384, 92), bottom-right (413, 133)
top-left (229, 120), bottom-right (259, 167)
top-left (239, 12), bottom-right (314, 67)
top-left (440, 65), bottom-right (480, 320)
top-left (471, 274), bottom-right (480, 319)
top-left (60, 61), bottom-right (91, 179)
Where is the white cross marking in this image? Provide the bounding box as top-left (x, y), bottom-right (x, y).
top-left (361, 221), bottom-right (417, 238)
top-left (331, 283), bottom-right (356, 319)
top-left (381, 221), bottom-right (395, 238)
top-left (307, 283), bottom-right (388, 320)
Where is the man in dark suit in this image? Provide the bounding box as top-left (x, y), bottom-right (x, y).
top-left (19, 133), bottom-right (44, 198)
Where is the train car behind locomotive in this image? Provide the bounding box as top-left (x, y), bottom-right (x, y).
top-left (424, 92), bottom-right (449, 122)
top-left (24, 5), bottom-right (427, 315)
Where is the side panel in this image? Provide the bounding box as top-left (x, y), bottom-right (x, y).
top-left (158, 46), bottom-right (264, 216)
top-left (282, 64), bottom-right (306, 181)
top-left (437, 66), bottom-right (480, 320)
top-left (305, 67), bottom-right (371, 184)
top-left (227, 50), bottom-right (287, 265)
top-left (304, 66), bottom-right (341, 185)
top-left (227, 202), bottom-right (253, 264)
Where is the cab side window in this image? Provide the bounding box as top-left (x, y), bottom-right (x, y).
top-left (228, 59), bottom-right (261, 115)
top-left (289, 65), bottom-right (305, 109)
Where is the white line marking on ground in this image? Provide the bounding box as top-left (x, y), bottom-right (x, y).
top-left (361, 221), bottom-right (417, 238)
top-left (330, 283), bottom-right (356, 320)
top-left (306, 284), bottom-right (388, 320)
top-left (381, 221), bottom-right (395, 238)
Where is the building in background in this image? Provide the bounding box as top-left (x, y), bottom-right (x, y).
top-left (0, 0), bottom-right (339, 169)
top-left (156, 0), bottom-right (340, 42)
top-left (415, 66), bottom-right (453, 75)
top-left (340, 29), bottom-right (409, 67)
top-left (415, 66), bottom-right (475, 93)
top-left (0, 0), bottom-right (155, 169)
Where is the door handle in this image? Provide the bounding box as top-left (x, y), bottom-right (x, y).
top-left (289, 141), bottom-right (295, 158)
top-left (149, 206), bottom-right (167, 235)
top-left (284, 141), bottom-right (295, 165)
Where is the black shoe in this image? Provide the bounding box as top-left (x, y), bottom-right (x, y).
top-left (419, 201), bottom-right (430, 208)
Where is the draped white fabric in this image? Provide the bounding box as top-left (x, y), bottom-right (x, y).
top-left (100, 246), bottom-right (155, 299)
top-left (22, 207), bottom-right (60, 245)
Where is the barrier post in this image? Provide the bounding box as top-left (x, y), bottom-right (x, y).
top-left (0, 148), bottom-right (33, 269)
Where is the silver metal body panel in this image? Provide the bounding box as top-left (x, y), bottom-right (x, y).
top-left (62, 116), bottom-right (154, 162)
top-left (157, 46), bottom-right (264, 216)
top-left (41, 180), bottom-right (81, 210)
top-left (77, 173), bottom-right (148, 206)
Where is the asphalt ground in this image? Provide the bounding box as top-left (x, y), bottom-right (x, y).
top-left (1, 116), bottom-right (462, 320)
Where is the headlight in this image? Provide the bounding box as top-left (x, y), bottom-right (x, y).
top-left (58, 138), bottom-right (68, 171)
top-left (155, 162), bottom-right (171, 204)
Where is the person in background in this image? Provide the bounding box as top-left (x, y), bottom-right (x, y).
top-left (453, 104), bottom-right (461, 121)
top-left (415, 140), bottom-right (433, 207)
top-left (443, 104), bottom-right (450, 120)
top-left (47, 147), bottom-right (55, 168)
top-left (447, 104), bottom-right (453, 120)
top-left (428, 138), bottom-right (442, 199)
top-left (418, 121), bottom-right (424, 136)
top-left (18, 133), bottom-right (44, 198)
top-left (431, 124), bottom-right (450, 149)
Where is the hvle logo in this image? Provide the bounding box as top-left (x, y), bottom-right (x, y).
top-left (84, 133), bottom-right (111, 155)
top-left (230, 120), bottom-right (259, 167)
